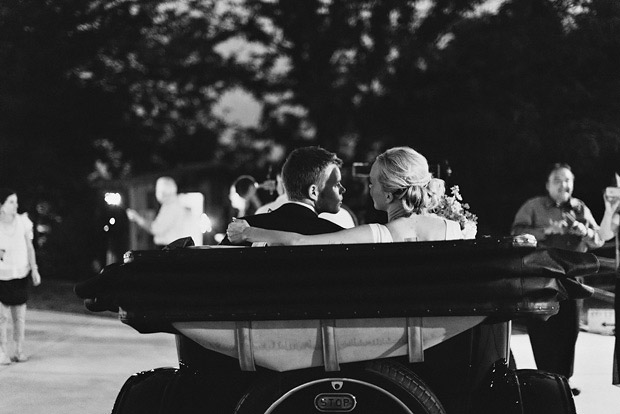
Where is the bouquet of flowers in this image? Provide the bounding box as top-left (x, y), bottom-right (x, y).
top-left (428, 181), bottom-right (478, 239)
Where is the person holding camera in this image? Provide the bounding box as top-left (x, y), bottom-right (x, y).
top-left (512, 163), bottom-right (602, 252)
top-left (511, 163), bottom-right (603, 395)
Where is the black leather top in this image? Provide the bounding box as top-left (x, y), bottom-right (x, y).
top-left (74, 237), bottom-right (600, 334)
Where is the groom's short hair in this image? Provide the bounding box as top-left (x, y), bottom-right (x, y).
top-left (282, 146), bottom-right (342, 201)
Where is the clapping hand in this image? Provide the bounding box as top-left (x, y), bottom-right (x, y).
top-left (544, 219), bottom-right (567, 235)
top-left (544, 214), bottom-right (588, 237)
top-left (563, 212), bottom-right (589, 237)
top-left (227, 219), bottom-right (250, 243)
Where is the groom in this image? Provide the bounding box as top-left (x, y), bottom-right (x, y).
top-left (221, 146), bottom-right (346, 245)
top-left (174, 146), bottom-right (347, 412)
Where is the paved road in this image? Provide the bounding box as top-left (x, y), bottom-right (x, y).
top-left (0, 309), bottom-right (618, 413)
top-left (0, 310), bottom-right (177, 414)
top-left (511, 326), bottom-right (620, 414)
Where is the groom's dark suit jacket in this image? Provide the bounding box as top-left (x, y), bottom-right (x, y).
top-left (221, 202), bottom-right (344, 246)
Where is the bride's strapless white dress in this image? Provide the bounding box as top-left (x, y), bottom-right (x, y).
top-left (368, 217), bottom-right (462, 243)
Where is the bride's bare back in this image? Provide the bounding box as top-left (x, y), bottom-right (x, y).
top-left (386, 214), bottom-right (462, 242)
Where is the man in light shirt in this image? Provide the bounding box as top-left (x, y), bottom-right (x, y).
top-left (127, 177), bottom-right (197, 247)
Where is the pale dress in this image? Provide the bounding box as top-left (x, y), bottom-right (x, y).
top-left (368, 217), bottom-right (462, 243)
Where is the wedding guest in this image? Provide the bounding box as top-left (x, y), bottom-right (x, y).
top-left (227, 146), bottom-right (462, 245)
top-left (254, 171), bottom-right (287, 215)
top-left (220, 146), bottom-right (346, 245)
top-left (599, 189), bottom-right (620, 242)
top-left (230, 175), bottom-right (262, 218)
top-left (597, 186), bottom-right (620, 387)
top-left (0, 189), bottom-right (41, 364)
top-left (511, 163), bottom-right (603, 395)
top-left (127, 177), bottom-right (198, 247)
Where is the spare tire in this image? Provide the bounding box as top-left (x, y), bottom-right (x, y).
top-left (516, 369), bottom-right (576, 414)
top-left (112, 366), bottom-right (238, 414)
top-left (234, 359), bottom-right (446, 414)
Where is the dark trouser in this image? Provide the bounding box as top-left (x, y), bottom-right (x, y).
top-left (614, 277), bottom-right (620, 386)
top-left (527, 299), bottom-right (580, 379)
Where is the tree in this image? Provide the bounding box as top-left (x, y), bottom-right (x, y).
top-left (0, 0), bottom-right (253, 277)
top-left (3, 0), bottom-right (620, 267)
top-left (236, 0), bottom-right (487, 152)
top-left (422, 0), bottom-right (620, 232)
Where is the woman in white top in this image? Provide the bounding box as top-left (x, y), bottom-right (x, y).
top-left (0, 189), bottom-right (41, 364)
top-left (227, 146), bottom-right (462, 245)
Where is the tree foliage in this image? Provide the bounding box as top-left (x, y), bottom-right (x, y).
top-left (236, 0), bottom-right (487, 152)
top-left (0, 0), bottom-right (253, 277)
top-left (420, 0), bottom-right (620, 232)
top-left (232, 0), bottom-right (620, 232)
top-left (2, 0), bottom-right (620, 277)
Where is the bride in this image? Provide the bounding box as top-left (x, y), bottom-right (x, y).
top-left (226, 146), bottom-right (462, 245)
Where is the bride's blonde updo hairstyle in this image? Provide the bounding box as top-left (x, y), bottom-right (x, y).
top-left (374, 146), bottom-right (441, 215)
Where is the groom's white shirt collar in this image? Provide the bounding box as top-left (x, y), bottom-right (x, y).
top-left (286, 201), bottom-right (317, 215)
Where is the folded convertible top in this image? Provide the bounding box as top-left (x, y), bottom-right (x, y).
top-left (74, 237), bottom-right (600, 333)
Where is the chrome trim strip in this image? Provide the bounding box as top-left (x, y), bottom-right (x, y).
top-left (407, 317), bottom-right (424, 362)
top-left (505, 320), bottom-right (512, 361)
top-left (321, 319), bottom-right (340, 371)
top-left (235, 320), bottom-right (256, 371)
top-left (265, 378), bottom-right (413, 414)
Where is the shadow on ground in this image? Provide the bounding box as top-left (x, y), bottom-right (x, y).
top-left (28, 278), bottom-right (116, 318)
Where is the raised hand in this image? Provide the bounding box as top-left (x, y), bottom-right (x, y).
top-left (126, 208), bottom-right (139, 221)
top-left (604, 194), bottom-right (620, 215)
top-left (126, 209), bottom-right (147, 229)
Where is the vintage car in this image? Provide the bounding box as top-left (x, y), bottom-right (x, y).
top-left (75, 236), bottom-right (601, 414)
